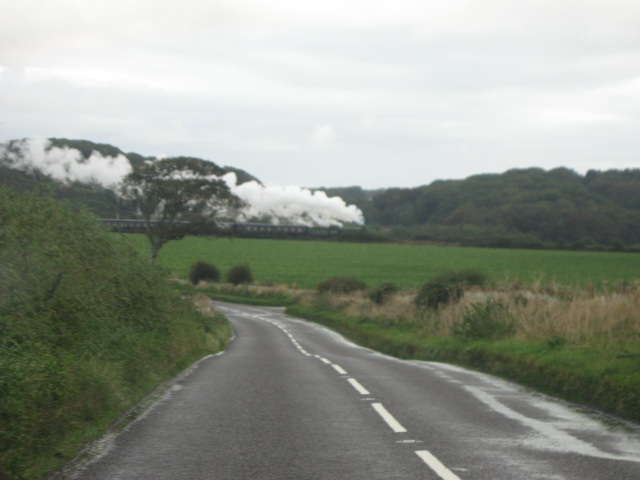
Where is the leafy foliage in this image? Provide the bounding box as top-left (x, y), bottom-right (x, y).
top-left (369, 283), bottom-right (399, 304)
top-left (190, 261), bottom-right (221, 285)
top-left (453, 300), bottom-right (515, 340)
top-left (347, 168), bottom-right (640, 248)
top-left (120, 157), bottom-right (243, 261)
top-left (227, 264), bottom-right (253, 285)
top-left (0, 188), bottom-right (228, 479)
top-left (415, 270), bottom-right (486, 310)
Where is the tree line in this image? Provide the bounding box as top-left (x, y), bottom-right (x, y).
top-left (3, 138), bottom-right (640, 250)
top-left (321, 167), bottom-right (640, 250)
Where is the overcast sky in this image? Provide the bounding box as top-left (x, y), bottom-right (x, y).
top-left (1, 0), bottom-right (639, 189)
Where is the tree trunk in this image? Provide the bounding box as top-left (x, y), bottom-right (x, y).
top-left (148, 236), bottom-right (163, 263)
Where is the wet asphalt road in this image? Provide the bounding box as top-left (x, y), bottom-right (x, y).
top-left (69, 302), bottom-right (640, 479)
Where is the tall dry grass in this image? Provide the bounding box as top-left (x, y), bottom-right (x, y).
top-left (300, 283), bottom-right (640, 347)
top-left (195, 278), bottom-right (640, 347)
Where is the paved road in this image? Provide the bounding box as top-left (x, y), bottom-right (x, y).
top-left (69, 302), bottom-right (640, 479)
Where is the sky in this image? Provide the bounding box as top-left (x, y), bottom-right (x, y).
top-left (1, 0), bottom-right (640, 189)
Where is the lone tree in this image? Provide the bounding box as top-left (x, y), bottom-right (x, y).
top-left (120, 157), bottom-right (242, 261)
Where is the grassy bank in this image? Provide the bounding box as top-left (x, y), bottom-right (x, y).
top-left (0, 189), bottom-right (231, 480)
top-left (184, 279), bottom-right (640, 422)
top-left (286, 284), bottom-right (640, 422)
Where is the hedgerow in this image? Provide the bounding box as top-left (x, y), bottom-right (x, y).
top-left (0, 187), bottom-right (229, 480)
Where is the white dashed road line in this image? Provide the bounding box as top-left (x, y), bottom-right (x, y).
top-left (331, 364), bottom-right (348, 375)
top-left (219, 305), bottom-right (463, 479)
top-left (415, 450), bottom-right (463, 480)
top-left (347, 378), bottom-right (371, 395)
top-left (371, 403), bottom-right (408, 433)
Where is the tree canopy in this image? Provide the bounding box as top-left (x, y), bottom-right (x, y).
top-left (120, 157), bottom-right (242, 261)
top-left (339, 168), bottom-right (640, 249)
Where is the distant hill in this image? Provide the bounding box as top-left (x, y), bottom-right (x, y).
top-left (0, 138), bottom-right (261, 218)
top-left (3, 138), bottom-right (640, 249)
top-left (319, 168), bottom-right (640, 249)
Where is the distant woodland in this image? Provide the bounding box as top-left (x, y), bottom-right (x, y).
top-left (321, 168), bottom-right (640, 250)
top-left (2, 138), bottom-right (640, 250)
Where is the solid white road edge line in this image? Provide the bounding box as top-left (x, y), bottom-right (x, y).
top-left (347, 378), bottom-right (371, 395)
top-left (415, 450), bottom-right (462, 480)
top-left (371, 403), bottom-right (407, 433)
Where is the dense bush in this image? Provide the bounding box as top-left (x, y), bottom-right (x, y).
top-left (369, 283), bottom-right (399, 304)
top-left (190, 261), bottom-right (221, 285)
top-left (415, 270), bottom-right (486, 310)
top-left (453, 300), bottom-right (515, 340)
top-left (227, 264), bottom-right (253, 285)
top-left (0, 188), bottom-right (227, 480)
top-left (318, 276), bottom-right (367, 294)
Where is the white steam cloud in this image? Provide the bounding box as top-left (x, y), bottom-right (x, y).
top-left (0, 137), bottom-right (132, 188)
top-left (1, 137), bottom-right (364, 226)
top-left (223, 173), bottom-right (364, 226)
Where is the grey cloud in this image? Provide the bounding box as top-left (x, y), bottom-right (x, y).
top-left (1, 0), bottom-right (639, 188)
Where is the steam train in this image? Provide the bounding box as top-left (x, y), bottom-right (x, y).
top-left (100, 219), bottom-right (341, 238)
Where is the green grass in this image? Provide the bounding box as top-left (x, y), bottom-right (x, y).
top-left (287, 304), bottom-right (640, 422)
top-left (123, 235), bottom-right (640, 289)
top-left (124, 233), bottom-right (640, 421)
top-left (0, 190), bottom-right (232, 480)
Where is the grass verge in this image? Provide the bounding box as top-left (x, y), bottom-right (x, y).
top-left (286, 303), bottom-right (640, 422)
top-left (184, 278), bottom-right (640, 423)
top-left (176, 282), bottom-right (301, 307)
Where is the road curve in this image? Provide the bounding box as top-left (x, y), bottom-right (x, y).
top-left (67, 301), bottom-right (640, 480)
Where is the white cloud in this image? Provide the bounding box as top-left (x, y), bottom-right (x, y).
top-left (1, 0), bottom-right (640, 188)
top-left (309, 124), bottom-right (337, 148)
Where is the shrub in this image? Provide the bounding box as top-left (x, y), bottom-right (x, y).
top-left (415, 278), bottom-right (459, 310)
top-left (369, 283), bottom-right (399, 304)
top-left (227, 264), bottom-right (253, 285)
top-left (450, 269), bottom-right (487, 287)
top-left (318, 276), bottom-right (367, 294)
top-left (453, 299), bottom-right (515, 340)
top-left (415, 270), bottom-right (486, 310)
top-left (190, 261), bottom-right (220, 285)
top-left (0, 188), bottom-right (229, 480)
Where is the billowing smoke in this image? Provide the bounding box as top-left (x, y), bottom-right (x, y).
top-left (0, 137), bottom-right (132, 188)
top-left (1, 137), bottom-right (364, 226)
top-left (223, 173), bottom-right (364, 227)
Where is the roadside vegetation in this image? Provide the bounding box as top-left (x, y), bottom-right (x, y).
top-left (0, 188), bottom-right (231, 480)
top-left (287, 276), bottom-right (640, 422)
top-left (171, 237), bottom-right (640, 423)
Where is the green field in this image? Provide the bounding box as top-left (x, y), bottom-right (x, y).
top-left (123, 234), bottom-right (640, 289)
